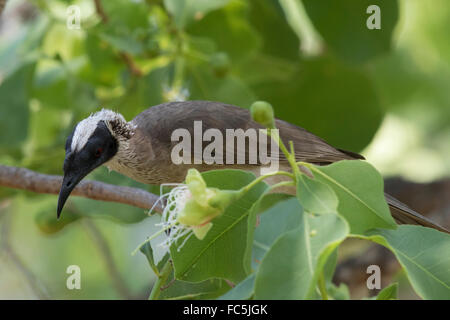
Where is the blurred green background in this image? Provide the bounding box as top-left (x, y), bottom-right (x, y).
top-left (0, 0), bottom-right (449, 299)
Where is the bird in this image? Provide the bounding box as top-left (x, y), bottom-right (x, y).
top-left (57, 100), bottom-right (449, 234)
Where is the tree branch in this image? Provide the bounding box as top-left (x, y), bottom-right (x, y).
top-left (0, 0), bottom-right (7, 17)
top-left (93, 0), bottom-right (143, 77)
top-left (0, 165), bottom-right (163, 213)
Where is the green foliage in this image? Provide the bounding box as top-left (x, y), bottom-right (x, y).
top-left (170, 170), bottom-right (268, 283)
top-left (365, 226), bottom-right (450, 299)
top-left (0, 65), bottom-right (33, 151)
top-left (2, 0), bottom-right (449, 300)
top-left (296, 173), bottom-right (338, 214)
top-left (143, 160), bottom-right (450, 300)
top-left (254, 200), bottom-right (349, 299)
top-left (310, 161), bottom-right (397, 234)
top-left (375, 283), bottom-right (398, 300)
top-left (219, 274), bottom-right (255, 300)
top-left (303, 0), bottom-right (398, 63)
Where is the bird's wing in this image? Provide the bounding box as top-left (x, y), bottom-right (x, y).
top-left (131, 100), bottom-right (361, 164)
top-left (385, 193), bottom-right (449, 233)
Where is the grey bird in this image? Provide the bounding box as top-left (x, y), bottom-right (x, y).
top-left (57, 100), bottom-right (449, 233)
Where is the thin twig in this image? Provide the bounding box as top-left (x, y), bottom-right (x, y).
top-left (93, 0), bottom-right (108, 23)
top-left (0, 0), bottom-right (7, 16)
top-left (93, 0), bottom-right (143, 77)
top-left (119, 52), bottom-right (143, 77)
top-left (0, 165), bottom-right (163, 213)
top-left (82, 219), bottom-right (134, 299)
top-left (0, 203), bottom-right (51, 299)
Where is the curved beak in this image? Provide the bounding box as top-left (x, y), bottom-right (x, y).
top-left (57, 168), bottom-right (90, 218)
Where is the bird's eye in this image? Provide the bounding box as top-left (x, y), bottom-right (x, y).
top-left (95, 147), bottom-right (103, 158)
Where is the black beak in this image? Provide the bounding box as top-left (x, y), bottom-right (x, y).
top-left (57, 168), bottom-right (90, 218)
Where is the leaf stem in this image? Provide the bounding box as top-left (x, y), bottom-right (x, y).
top-left (268, 130), bottom-right (300, 177)
top-left (148, 260), bottom-right (173, 300)
top-left (268, 181), bottom-right (295, 191)
top-left (239, 170), bottom-right (293, 195)
top-left (318, 272), bottom-right (329, 300)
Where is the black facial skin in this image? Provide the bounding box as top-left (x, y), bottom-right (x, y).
top-left (57, 121), bottom-right (118, 218)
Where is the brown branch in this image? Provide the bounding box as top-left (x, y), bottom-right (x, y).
top-left (0, 165), bottom-right (163, 213)
top-left (93, 0), bottom-right (108, 23)
top-left (0, 0), bottom-right (7, 17)
top-left (119, 52), bottom-right (143, 77)
top-left (93, 0), bottom-right (143, 77)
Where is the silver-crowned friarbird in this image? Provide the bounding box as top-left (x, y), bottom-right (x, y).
top-left (57, 100), bottom-right (449, 233)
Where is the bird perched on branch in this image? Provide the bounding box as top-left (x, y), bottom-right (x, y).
top-left (57, 100), bottom-right (449, 233)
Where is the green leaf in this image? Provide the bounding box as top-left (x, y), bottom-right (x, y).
top-left (365, 226), bottom-right (450, 299)
top-left (296, 173), bottom-right (338, 214)
top-left (309, 160), bottom-right (397, 234)
top-left (108, 66), bottom-right (169, 119)
top-left (328, 283), bottom-right (351, 300)
top-left (254, 193), bottom-right (292, 215)
top-left (254, 208), bottom-right (349, 299)
top-left (252, 197), bottom-right (301, 269)
top-left (140, 242), bottom-right (161, 277)
top-left (323, 248), bottom-right (338, 282)
top-left (68, 197), bottom-right (147, 224)
top-left (376, 283), bottom-right (398, 300)
top-left (303, 0), bottom-right (399, 63)
top-left (186, 2), bottom-right (260, 62)
top-left (170, 170), bottom-right (268, 283)
top-left (219, 274), bottom-right (255, 300)
top-left (34, 206), bottom-right (81, 235)
top-left (98, 32), bottom-right (145, 56)
top-left (0, 64), bottom-right (33, 150)
top-left (160, 277), bottom-right (231, 300)
top-left (83, 31), bottom-right (121, 86)
top-left (164, 0), bottom-right (230, 28)
top-left (102, 0), bottom-right (150, 30)
top-left (0, 15), bottom-right (47, 78)
top-left (247, 0), bottom-right (300, 60)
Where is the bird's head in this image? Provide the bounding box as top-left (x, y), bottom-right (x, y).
top-left (57, 109), bottom-right (133, 217)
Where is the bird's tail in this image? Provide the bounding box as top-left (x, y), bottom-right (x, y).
top-left (385, 193), bottom-right (450, 234)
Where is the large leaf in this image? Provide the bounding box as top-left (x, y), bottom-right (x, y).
top-left (365, 226), bottom-right (450, 299)
top-left (308, 160), bottom-right (397, 234)
top-left (170, 170), bottom-right (268, 283)
top-left (254, 203), bottom-right (349, 299)
top-left (296, 173), bottom-right (338, 214)
top-left (252, 197), bottom-right (301, 269)
top-left (303, 0), bottom-right (399, 63)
